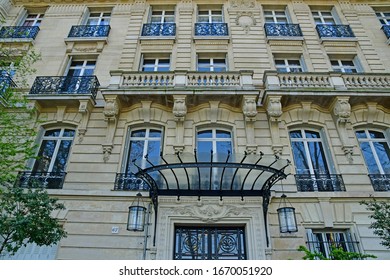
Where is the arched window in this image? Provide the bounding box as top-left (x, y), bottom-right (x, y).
top-left (196, 128), bottom-right (232, 155)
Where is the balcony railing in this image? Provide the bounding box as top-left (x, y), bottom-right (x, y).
top-left (29, 76), bottom-right (100, 99)
top-left (295, 174), bottom-right (346, 192)
top-left (115, 71), bottom-right (253, 89)
top-left (141, 23), bottom-right (176, 36)
top-left (0, 74), bottom-right (17, 98)
top-left (194, 23), bottom-right (229, 36)
top-left (0, 26), bottom-right (40, 39)
top-left (382, 25), bottom-right (390, 39)
top-left (368, 174), bottom-right (390, 191)
top-left (316, 24), bottom-right (355, 38)
top-left (264, 71), bottom-right (390, 91)
top-left (264, 23), bottom-right (303, 37)
top-left (68, 25), bottom-right (111, 38)
top-left (16, 171), bottom-right (66, 189)
top-left (114, 173), bottom-right (149, 191)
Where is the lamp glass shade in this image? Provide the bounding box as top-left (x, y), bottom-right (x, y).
top-left (277, 207), bottom-right (298, 233)
top-left (127, 205), bottom-right (146, 231)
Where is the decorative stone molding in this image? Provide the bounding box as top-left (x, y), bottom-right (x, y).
top-left (56, 106), bottom-right (67, 123)
top-left (178, 0), bottom-right (194, 12)
top-left (235, 12), bottom-right (257, 34)
top-left (366, 103), bottom-right (378, 124)
top-left (333, 97), bottom-right (351, 123)
top-left (300, 102), bottom-right (312, 124)
top-left (242, 96), bottom-right (257, 122)
top-left (173, 96), bottom-right (187, 122)
top-left (102, 96), bottom-right (120, 162)
top-left (265, 96), bottom-right (285, 157)
top-left (266, 96), bottom-right (282, 122)
top-left (230, 0), bottom-right (256, 9)
top-left (78, 100), bottom-right (94, 143)
top-left (209, 101), bottom-right (220, 123)
top-left (176, 204), bottom-right (250, 223)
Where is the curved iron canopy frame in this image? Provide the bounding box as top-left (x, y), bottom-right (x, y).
top-left (132, 151), bottom-right (290, 247)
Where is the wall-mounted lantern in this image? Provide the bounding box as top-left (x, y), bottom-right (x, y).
top-left (277, 194), bottom-right (298, 233)
top-left (127, 192), bottom-right (146, 232)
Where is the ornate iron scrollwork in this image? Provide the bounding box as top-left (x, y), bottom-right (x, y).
top-left (295, 174), bottom-right (346, 192)
top-left (16, 171), bottom-right (66, 189)
top-left (0, 26), bottom-right (40, 39)
top-left (368, 174), bottom-right (390, 191)
top-left (194, 23), bottom-right (229, 36)
top-left (264, 23), bottom-right (303, 37)
top-left (141, 23), bottom-right (176, 36)
top-left (68, 25), bottom-right (110, 38)
top-left (316, 24), bottom-right (355, 38)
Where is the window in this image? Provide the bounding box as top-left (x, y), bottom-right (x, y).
top-left (312, 11), bottom-right (336, 24)
top-left (306, 230), bottom-right (360, 259)
top-left (86, 12), bottom-right (111, 25)
top-left (197, 129), bottom-right (232, 155)
top-left (22, 14), bottom-right (44, 27)
top-left (66, 60), bottom-right (96, 77)
top-left (150, 10), bottom-right (175, 23)
top-left (141, 57), bottom-right (170, 72)
top-left (198, 9), bottom-right (223, 23)
top-left (264, 10), bottom-right (288, 23)
top-left (330, 59), bottom-right (358, 73)
top-left (197, 56), bottom-right (227, 72)
top-left (124, 128), bottom-right (163, 173)
top-left (274, 58), bottom-right (303, 73)
top-left (376, 11), bottom-right (390, 25)
top-left (356, 130), bottom-right (390, 175)
top-left (174, 226), bottom-right (246, 260)
top-left (33, 128), bottom-right (75, 174)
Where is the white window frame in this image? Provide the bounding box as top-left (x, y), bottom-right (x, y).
top-left (123, 127), bottom-right (163, 172)
top-left (197, 56), bottom-right (227, 72)
top-left (65, 59), bottom-right (96, 77)
top-left (312, 11), bottom-right (336, 25)
top-left (150, 10), bottom-right (175, 23)
top-left (196, 128), bottom-right (233, 154)
top-left (197, 9), bottom-right (224, 23)
top-left (140, 56), bottom-right (171, 72)
top-left (356, 129), bottom-right (390, 174)
top-left (22, 13), bottom-right (44, 27)
top-left (330, 59), bottom-right (359, 73)
top-left (274, 58), bottom-right (304, 73)
top-left (33, 128), bottom-right (75, 173)
top-left (376, 11), bottom-right (390, 25)
top-left (86, 12), bottom-right (111, 25)
top-left (264, 9), bottom-right (289, 23)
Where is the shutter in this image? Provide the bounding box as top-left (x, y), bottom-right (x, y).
top-left (80, 7), bottom-right (90, 25)
top-left (300, 55), bottom-right (307, 72)
top-left (331, 7), bottom-right (342, 25)
top-left (121, 127), bottom-right (132, 173)
top-left (353, 56), bottom-right (364, 73)
top-left (285, 6), bottom-right (292, 23)
top-left (319, 128), bottom-right (335, 174)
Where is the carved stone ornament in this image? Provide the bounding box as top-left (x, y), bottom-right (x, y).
top-left (173, 97), bottom-right (187, 121)
top-left (177, 205), bottom-right (250, 223)
top-left (266, 97), bottom-right (283, 121)
top-left (103, 99), bottom-right (119, 120)
top-left (235, 12), bottom-right (257, 34)
top-left (102, 144), bottom-right (113, 163)
top-left (243, 97), bottom-right (257, 121)
top-left (333, 98), bottom-right (351, 122)
top-left (231, 0), bottom-right (256, 9)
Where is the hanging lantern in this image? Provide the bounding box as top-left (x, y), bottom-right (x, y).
top-left (127, 193), bottom-right (146, 232)
top-left (277, 194), bottom-right (298, 233)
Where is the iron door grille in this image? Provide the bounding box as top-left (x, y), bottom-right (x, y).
top-left (174, 226), bottom-right (246, 260)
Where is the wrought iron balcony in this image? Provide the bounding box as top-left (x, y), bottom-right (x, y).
top-left (16, 171), bottom-right (66, 189)
top-left (0, 26), bottom-right (40, 39)
top-left (316, 24), bottom-right (355, 38)
top-left (194, 23), bottom-right (229, 36)
top-left (141, 23), bottom-right (176, 36)
top-left (264, 23), bottom-right (303, 37)
top-left (368, 174), bottom-right (390, 191)
top-left (29, 76), bottom-right (100, 99)
top-left (114, 173), bottom-right (150, 191)
top-left (295, 174), bottom-right (346, 192)
top-left (68, 25), bottom-right (111, 38)
top-left (0, 74), bottom-right (17, 98)
top-left (382, 25), bottom-right (390, 39)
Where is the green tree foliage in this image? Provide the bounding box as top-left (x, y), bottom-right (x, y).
top-left (0, 46), bottom-right (67, 256)
top-left (361, 199), bottom-right (390, 250)
top-left (298, 245), bottom-right (376, 260)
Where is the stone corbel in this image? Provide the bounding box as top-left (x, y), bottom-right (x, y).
top-left (366, 102), bottom-right (378, 124)
top-left (173, 96), bottom-right (187, 153)
top-left (78, 99), bottom-right (94, 143)
top-left (56, 106), bottom-right (67, 123)
top-left (300, 102), bottom-right (312, 124)
top-left (141, 101), bottom-right (152, 123)
top-left (265, 96), bottom-right (284, 156)
top-left (331, 97), bottom-right (354, 162)
top-left (242, 96), bottom-right (258, 154)
top-left (209, 101), bottom-right (220, 123)
top-left (102, 96), bottom-right (120, 162)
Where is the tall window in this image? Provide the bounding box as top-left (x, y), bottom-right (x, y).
top-left (150, 10), bottom-right (175, 23)
top-left (198, 9), bottom-right (223, 23)
top-left (86, 12), bottom-right (111, 25)
top-left (274, 58), bottom-right (304, 73)
top-left (264, 10), bottom-right (288, 23)
top-left (376, 11), bottom-right (390, 25)
top-left (66, 60), bottom-right (96, 77)
top-left (33, 128), bottom-right (75, 174)
top-left (124, 128), bottom-right (163, 173)
top-left (312, 11), bottom-right (336, 24)
top-left (356, 130), bottom-right (390, 175)
top-left (197, 129), bottom-right (232, 155)
top-left (22, 14), bottom-right (44, 27)
top-left (141, 57), bottom-right (170, 72)
top-left (197, 57), bottom-right (227, 72)
top-left (330, 59), bottom-right (358, 73)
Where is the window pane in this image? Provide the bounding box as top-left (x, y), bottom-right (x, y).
top-left (305, 130), bottom-right (320, 139)
top-left (33, 140), bottom-right (56, 172)
top-left (52, 140), bottom-right (72, 172)
top-left (307, 142), bottom-right (329, 174)
top-left (198, 130), bottom-right (213, 138)
top-left (198, 141), bottom-right (213, 154)
top-left (129, 140), bottom-right (145, 162)
top-left (44, 129), bottom-right (61, 137)
top-left (216, 141), bottom-right (232, 154)
top-left (147, 140), bottom-right (161, 160)
top-left (291, 142), bottom-right (310, 174)
top-left (369, 130), bottom-right (385, 139)
top-left (131, 130), bottom-right (146, 137)
top-left (216, 130), bottom-right (231, 138)
top-left (64, 129), bottom-right (75, 137)
top-left (360, 142), bottom-right (380, 174)
top-left (149, 129), bottom-right (162, 137)
top-left (355, 130), bottom-right (367, 139)
top-left (373, 142), bottom-right (390, 173)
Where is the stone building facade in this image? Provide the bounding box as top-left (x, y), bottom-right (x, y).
top-left (1, 0), bottom-right (390, 260)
